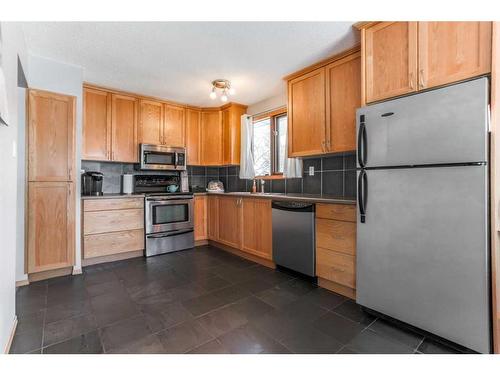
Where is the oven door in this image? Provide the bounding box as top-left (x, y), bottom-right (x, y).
top-left (146, 197), bottom-right (194, 234)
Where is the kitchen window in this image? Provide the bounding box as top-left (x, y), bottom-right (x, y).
top-left (253, 109), bottom-right (287, 177)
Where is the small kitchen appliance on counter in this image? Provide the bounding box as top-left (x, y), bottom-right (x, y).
top-left (207, 180), bottom-right (224, 192)
top-left (134, 173), bottom-right (194, 257)
top-left (81, 171), bottom-right (104, 196)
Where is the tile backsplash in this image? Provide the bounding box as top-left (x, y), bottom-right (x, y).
top-left (187, 152), bottom-right (357, 198)
top-left (82, 152), bottom-right (356, 197)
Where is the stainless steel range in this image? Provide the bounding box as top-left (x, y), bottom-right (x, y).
top-left (134, 174), bottom-right (194, 257)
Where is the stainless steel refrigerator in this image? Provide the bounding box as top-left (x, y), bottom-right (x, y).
top-left (355, 77), bottom-right (491, 353)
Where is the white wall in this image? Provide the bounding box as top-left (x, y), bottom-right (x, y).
top-left (247, 87), bottom-right (287, 116)
top-left (16, 87), bottom-right (27, 282)
top-left (19, 54), bottom-right (84, 276)
top-left (0, 22), bottom-right (28, 353)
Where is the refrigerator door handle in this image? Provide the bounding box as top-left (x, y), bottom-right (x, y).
top-left (358, 170), bottom-right (367, 223)
top-left (358, 115), bottom-right (367, 167)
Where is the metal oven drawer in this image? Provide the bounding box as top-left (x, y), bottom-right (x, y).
top-left (145, 228), bottom-right (194, 257)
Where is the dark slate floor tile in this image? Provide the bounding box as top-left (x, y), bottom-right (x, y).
top-left (336, 346), bottom-right (359, 354)
top-left (84, 269), bottom-right (119, 286)
top-left (46, 277), bottom-right (88, 307)
top-left (218, 323), bottom-right (288, 354)
top-left (126, 280), bottom-right (168, 302)
top-left (276, 298), bottom-right (329, 323)
top-left (43, 314), bottom-right (97, 347)
top-left (333, 299), bottom-right (376, 326)
top-left (231, 296), bottom-right (275, 322)
top-left (100, 315), bottom-right (152, 352)
top-left (157, 320), bottom-right (213, 353)
top-left (347, 329), bottom-right (414, 354)
top-left (16, 310), bottom-right (45, 335)
top-left (278, 278), bottom-right (318, 297)
top-left (10, 326), bottom-right (43, 354)
top-left (191, 275), bottom-right (231, 293)
top-left (236, 278), bottom-right (275, 294)
top-left (211, 285), bottom-right (252, 306)
top-left (196, 304), bottom-right (248, 337)
top-left (182, 285), bottom-right (249, 317)
top-left (281, 325), bottom-right (344, 354)
top-left (43, 330), bottom-right (103, 354)
top-left (141, 301), bottom-right (194, 333)
top-left (255, 284), bottom-right (299, 309)
top-left (417, 338), bottom-right (462, 354)
top-left (119, 334), bottom-right (166, 354)
top-left (248, 266), bottom-right (295, 285)
top-left (299, 288), bottom-right (346, 310)
top-left (45, 299), bottom-right (92, 324)
top-left (187, 339), bottom-right (231, 354)
top-left (86, 279), bottom-right (126, 298)
top-left (368, 319), bottom-right (424, 350)
top-left (90, 290), bottom-right (140, 327)
top-left (16, 282), bottom-right (47, 315)
top-left (252, 310), bottom-right (313, 342)
top-left (312, 312), bottom-right (365, 344)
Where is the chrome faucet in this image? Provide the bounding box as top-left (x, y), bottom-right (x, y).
top-left (260, 179), bottom-right (265, 193)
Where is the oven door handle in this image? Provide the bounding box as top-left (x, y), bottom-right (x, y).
top-left (146, 196), bottom-right (193, 202)
top-left (146, 229), bottom-right (194, 239)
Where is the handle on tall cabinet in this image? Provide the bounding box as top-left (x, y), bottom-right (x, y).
top-left (357, 115), bottom-right (367, 168)
top-left (358, 169), bottom-right (368, 223)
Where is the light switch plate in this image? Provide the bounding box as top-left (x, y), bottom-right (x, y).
top-left (308, 166), bottom-right (314, 176)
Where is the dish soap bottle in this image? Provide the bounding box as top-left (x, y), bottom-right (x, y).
top-left (252, 179), bottom-right (257, 193)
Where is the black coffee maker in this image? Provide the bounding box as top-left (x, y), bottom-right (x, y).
top-left (82, 171), bottom-right (104, 196)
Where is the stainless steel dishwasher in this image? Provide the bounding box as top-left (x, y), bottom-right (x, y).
top-left (272, 201), bottom-right (315, 277)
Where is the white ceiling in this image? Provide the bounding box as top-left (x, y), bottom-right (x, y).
top-left (21, 22), bottom-right (359, 107)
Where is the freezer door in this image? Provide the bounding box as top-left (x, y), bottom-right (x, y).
top-left (356, 166), bottom-right (490, 353)
top-left (356, 77), bottom-right (489, 168)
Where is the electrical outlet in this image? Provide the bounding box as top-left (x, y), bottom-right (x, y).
top-left (308, 166), bottom-right (314, 176)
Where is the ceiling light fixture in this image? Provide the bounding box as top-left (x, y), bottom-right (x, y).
top-left (210, 79), bottom-right (234, 102)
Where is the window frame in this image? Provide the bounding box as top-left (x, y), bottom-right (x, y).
top-left (252, 107), bottom-right (287, 179)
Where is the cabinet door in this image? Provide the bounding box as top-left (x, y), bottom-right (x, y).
top-left (418, 22), bottom-right (492, 89)
top-left (194, 195), bottom-right (208, 241)
top-left (201, 110), bottom-right (223, 165)
top-left (222, 105), bottom-right (245, 165)
top-left (288, 68), bottom-right (326, 157)
top-left (217, 196), bottom-right (241, 248)
top-left (326, 52), bottom-right (361, 153)
top-left (27, 182), bottom-right (75, 273)
top-left (111, 94), bottom-right (138, 162)
top-left (241, 198), bottom-right (272, 260)
top-left (186, 108), bottom-right (202, 165)
top-left (364, 22), bottom-right (418, 103)
top-left (83, 88), bottom-right (111, 161)
top-left (28, 89), bottom-right (76, 182)
top-left (207, 195), bottom-right (219, 240)
top-left (139, 99), bottom-right (163, 145)
top-left (164, 104), bottom-right (185, 146)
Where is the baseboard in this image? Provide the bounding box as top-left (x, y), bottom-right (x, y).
top-left (82, 250), bottom-right (144, 267)
top-left (195, 239), bottom-right (209, 246)
top-left (207, 240), bottom-right (275, 269)
top-left (318, 277), bottom-right (356, 300)
top-left (15, 279), bottom-right (29, 287)
top-left (72, 267), bottom-right (83, 275)
top-left (4, 316), bottom-right (17, 354)
top-left (28, 266), bottom-right (73, 282)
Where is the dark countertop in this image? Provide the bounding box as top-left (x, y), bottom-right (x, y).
top-left (80, 193), bottom-right (145, 200)
top-left (194, 191), bottom-right (356, 205)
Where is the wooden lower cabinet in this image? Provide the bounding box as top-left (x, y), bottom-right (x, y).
top-left (27, 182), bottom-right (75, 273)
top-left (241, 198), bottom-right (272, 260)
top-left (315, 203), bottom-right (357, 299)
top-left (82, 197), bottom-right (144, 260)
top-left (207, 195), bottom-right (219, 240)
top-left (194, 195), bottom-right (208, 241)
top-left (217, 196), bottom-right (242, 249)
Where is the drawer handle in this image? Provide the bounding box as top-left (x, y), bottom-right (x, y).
top-left (331, 266), bottom-right (346, 273)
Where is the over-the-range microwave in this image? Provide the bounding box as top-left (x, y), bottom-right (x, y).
top-left (139, 144), bottom-right (187, 171)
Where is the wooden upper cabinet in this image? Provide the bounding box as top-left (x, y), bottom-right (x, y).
top-left (288, 68), bottom-right (326, 157)
top-left (241, 198), bottom-right (272, 260)
top-left (139, 99), bottom-right (163, 145)
top-left (83, 88), bottom-right (111, 161)
top-left (186, 108), bottom-right (202, 165)
top-left (27, 181), bottom-right (75, 273)
top-left (364, 22), bottom-right (418, 104)
top-left (164, 104), bottom-right (185, 147)
top-left (28, 89), bottom-right (76, 182)
top-left (201, 110), bottom-right (223, 165)
top-left (111, 94), bottom-right (138, 163)
top-left (222, 104), bottom-right (246, 165)
top-left (326, 52), bottom-right (361, 153)
top-left (217, 196), bottom-right (241, 249)
top-left (418, 22), bottom-right (492, 89)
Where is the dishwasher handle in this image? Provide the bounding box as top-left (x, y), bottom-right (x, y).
top-left (272, 201), bottom-right (314, 212)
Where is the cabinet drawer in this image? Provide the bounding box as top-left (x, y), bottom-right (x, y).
top-left (84, 229), bottom-right (144, 259)
top-left (84, 208), bottom-right (143, 235)
top-left (316, 203), bottom-right (356, 222)
top-left (316, 218), bottom-right (356, 256)
top-left (316, 247), bottom-right (356, 289)
top-left (83, 197), bottom-right (144, 212)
